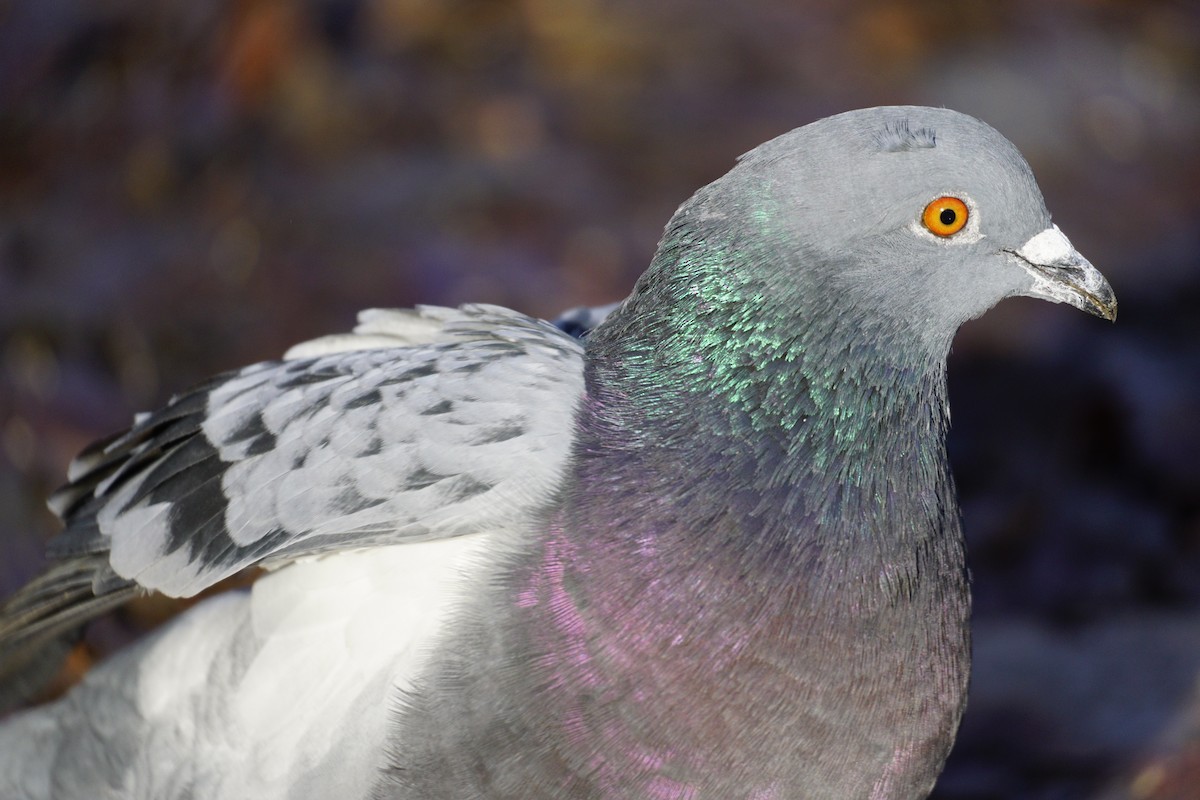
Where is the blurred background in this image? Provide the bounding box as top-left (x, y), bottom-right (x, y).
top-left (1, 0), bottom-right (1198, 797)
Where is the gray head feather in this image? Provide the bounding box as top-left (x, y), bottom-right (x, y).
top-left (875, 118), bottom-right (938, 151)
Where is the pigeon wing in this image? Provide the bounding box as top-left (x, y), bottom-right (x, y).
top-left (48, 303), bottom-right (585, 598)
top-left (0, 304), bottom-right (584, 710)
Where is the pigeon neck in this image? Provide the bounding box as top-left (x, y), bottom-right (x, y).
top-left (577, 217), bottom-right (960, 554)
top-left (577, 302), bottom-right (956, 571)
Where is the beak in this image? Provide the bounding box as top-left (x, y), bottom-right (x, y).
top-left (1007, 225), bottom-right (1117, 321)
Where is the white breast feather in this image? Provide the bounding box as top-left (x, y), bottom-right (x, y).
top-left (0, 534), bottom-right (498, 799)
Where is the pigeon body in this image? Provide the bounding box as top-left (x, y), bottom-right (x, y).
top-left (0, 107), bottom-right (1115, 799)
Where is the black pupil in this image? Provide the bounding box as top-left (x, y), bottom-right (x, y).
top-left (939, 208), bottom-right (957, 226)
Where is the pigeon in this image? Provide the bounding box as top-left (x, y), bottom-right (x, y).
top-left (0, 106), bottom-right (1115, 800)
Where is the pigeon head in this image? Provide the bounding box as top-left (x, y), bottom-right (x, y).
top-left (610, 106), bottom-right (1115, 364)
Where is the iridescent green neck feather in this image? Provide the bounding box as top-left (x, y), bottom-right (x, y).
top-left (580, 186), bottom-right (956, 572)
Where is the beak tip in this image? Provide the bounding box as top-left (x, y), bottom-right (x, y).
top-left (1089, 289), bottom-right (1118, 323)
top-left (1080, 292), bottom-right (1117, 323)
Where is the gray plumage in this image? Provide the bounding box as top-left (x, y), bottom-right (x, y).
top-left (0, 106), bottom-right (1114, 799)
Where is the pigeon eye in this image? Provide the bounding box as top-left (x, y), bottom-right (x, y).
top-left (922, 196), bottom-right (969, 237)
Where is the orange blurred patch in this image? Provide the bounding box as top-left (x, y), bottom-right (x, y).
top-left (221, 0), bottom-right (303, 109)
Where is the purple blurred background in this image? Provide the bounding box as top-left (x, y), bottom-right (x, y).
top-left (1, 1), bottom-right (1198, 797)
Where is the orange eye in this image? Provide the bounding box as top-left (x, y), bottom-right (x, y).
top-left (922, 196), bottom-right (969, 237)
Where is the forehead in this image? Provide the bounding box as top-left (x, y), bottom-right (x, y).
top-left (752, 110), bottom-right (1041, 211)
top-left (746, 108), bottom-right (1028, 181)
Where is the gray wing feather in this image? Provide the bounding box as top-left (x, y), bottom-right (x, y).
top-left (0, 304), bottom-right (583, 711)
top-left (51, 304), bottom-right (585, 598)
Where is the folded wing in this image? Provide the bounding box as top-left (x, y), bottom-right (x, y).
top-left (0, 304), bottom-right (585, 708)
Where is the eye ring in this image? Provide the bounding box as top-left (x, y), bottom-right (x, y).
top-left (922, 196), bottom-right (969, 237)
